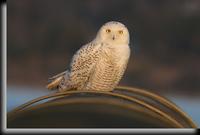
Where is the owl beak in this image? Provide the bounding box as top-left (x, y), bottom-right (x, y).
top-left (112, 35), bottom-right (115, 40)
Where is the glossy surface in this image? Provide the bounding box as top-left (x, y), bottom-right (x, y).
top-left (7, 86), bottom-right (197, 128)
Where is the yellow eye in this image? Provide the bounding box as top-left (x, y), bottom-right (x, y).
top-left (106, 29), bottom-right (111, 33)
top-left (118, 30), bottom-right (123, 34)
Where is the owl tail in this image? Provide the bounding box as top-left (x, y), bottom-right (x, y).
top-left (46, 71), bottom-right (69, 90)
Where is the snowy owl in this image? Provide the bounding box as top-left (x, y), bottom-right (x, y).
top-left (47, 21), bottom-right (130, 92)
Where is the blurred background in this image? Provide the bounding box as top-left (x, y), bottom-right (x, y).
top-left (7, 0), bottom-right (200, 126)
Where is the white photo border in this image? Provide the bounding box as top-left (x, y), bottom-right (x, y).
top-left (1, 2), bottom-right (197, 134)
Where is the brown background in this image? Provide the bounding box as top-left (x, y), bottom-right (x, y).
top-left (8, 0), bottom-right (200, 96)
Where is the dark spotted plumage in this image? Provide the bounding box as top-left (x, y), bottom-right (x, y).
top-left (47, 21), bottom-right (130, 92)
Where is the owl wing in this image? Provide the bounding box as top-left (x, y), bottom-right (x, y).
top-left (68, 42), bottom-right (103, 89)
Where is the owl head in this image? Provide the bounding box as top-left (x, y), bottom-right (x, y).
top-left (96, 21), bottom-right (130, 45)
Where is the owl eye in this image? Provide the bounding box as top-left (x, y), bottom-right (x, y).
top-left (118, 30), bottom-right (123, 34)
top-left (106, 29), bottom-right (111, 33)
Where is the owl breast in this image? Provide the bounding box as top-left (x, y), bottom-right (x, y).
top-left (84, 44), bottom-right (130, 91)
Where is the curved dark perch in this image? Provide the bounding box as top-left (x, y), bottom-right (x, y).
top-left (7, 86), bottom-right (197, 128)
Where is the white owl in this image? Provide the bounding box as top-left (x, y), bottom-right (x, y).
top-left (47, 21), bottom-right (130, 92)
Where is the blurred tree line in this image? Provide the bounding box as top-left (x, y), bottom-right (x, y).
top-left (8, 0), bottom-right (200, 96)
